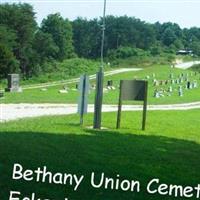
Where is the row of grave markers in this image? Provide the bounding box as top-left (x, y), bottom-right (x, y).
top-left (148, 71), bottom-right (200, 98)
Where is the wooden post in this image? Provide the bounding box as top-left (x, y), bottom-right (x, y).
top-left (142, 81), bottom-right (148, 130)
top-left (116, 81), bottom-right (122, 129)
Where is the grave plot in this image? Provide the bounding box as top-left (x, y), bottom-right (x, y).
top-left (150, 70), bottom-right (200, 100)
top-left (1, 65), bottom-right (200, 104)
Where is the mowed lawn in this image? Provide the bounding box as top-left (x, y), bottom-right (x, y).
top-left (0, 110), bottom-right (200, 200)
top-left (1, 65), bottom-right (200, 104)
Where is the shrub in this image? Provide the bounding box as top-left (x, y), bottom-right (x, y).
top-left (107, 46), bottom-right (146, 60)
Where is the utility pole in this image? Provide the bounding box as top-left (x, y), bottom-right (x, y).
top-left (93, 0), bottom-right (107, 129)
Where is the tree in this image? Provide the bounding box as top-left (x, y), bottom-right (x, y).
top-left (33, 30), bottom-right (59, 64)
top-left (161, 28), bottom-right (177, 46)
top-left (41, 13), bottom-right (74, 60)
top-left (0, 25), bottom-right (19, 78)
top-left (0, 3), bottom-right (37, 78)
top-left (72, 17), bottom-right (101, 58)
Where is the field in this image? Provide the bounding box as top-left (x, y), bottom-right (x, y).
top-left (1, 64), bottom-right (200, 104)
top-left (0, 110), bottom-right (200, 200)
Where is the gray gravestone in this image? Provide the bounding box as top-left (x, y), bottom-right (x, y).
top-left (187, 81), bottom-right (191, 89)
top-left (178, 86), bottom-right (183, 97)
top-left (193, 81), bottom-right (198, 88)
top-left (168, 86), bottom-right (173, 92)
top-left (6, 74), bottom-right (21, 92)
top-left (107, 80), bottom-right (113, 87)
top-left (154, 89), bottom-right (160, 98)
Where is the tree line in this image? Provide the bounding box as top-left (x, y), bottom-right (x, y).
top-left (1, 3), bottom-right (200, 79)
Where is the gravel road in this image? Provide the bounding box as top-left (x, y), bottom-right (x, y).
top-left (175, 61), bottom-right (200, 69)
top-left (1, 102), bottom-right (200, 122)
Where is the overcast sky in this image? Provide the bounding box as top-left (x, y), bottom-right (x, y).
top-left (1, 0), bottom-right (200, 28)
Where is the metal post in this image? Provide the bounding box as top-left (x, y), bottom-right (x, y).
top-left (80, 75), bottom-right (86, 125)
top-left (93, 71), bottom-right (104, 129)
top-left (100, 0), bottom-right (106, 69)
top-left (93, 0), bottom-right (107, 129)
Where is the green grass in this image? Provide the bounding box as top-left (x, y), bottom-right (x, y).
top-left (191, 64), bottom-right (200, 72)
top-left (1, 64), bottom-right (200, 104)
top-left (0, 110), bottom-right (200, 199)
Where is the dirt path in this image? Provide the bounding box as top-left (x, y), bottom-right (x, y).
top-left (1, 102), bottom-right (200, 122)
top-left (175, 61), bottom-right (200, 69)
top-left (23, 68), bottom-right (142, 90)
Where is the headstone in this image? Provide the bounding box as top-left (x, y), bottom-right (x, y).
top-left (168, 86), bottom-right (173, 92)
top-left (185, 77), bottom-right (189, 82)
top-left (154, 90), bottom-right (160, 98)
top-left (146, 75), bottom-right (150, 79)
top-left (187, 81), bottom-right (191, 89)
top-left (106, 80), bottom-right (113, 90)
top-left (161, 80), bottom-right (165, 86)
top-left (178, 86), bottom-right (183, 97)
top-left (91, 84), bottom-right (96, 90)
top-left (193, 81), bottom-right (198, 88)
top-left (6, 74), bottom-right (21, 92)
top-left (181, 73), bottom-right (184, 77)
top-left (176, 79), bottom-right (180, 84)
top-left (153, 80), bottom-right (159, 86)
top-left (179, 78), bottom-right (183, 83)
top-left (107, 80), bottom-right (113, 87)
top-left (59, 90), bottom-right (68, 93)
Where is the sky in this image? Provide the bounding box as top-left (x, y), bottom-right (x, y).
top-left (1, 0), bottom-right (200, 28)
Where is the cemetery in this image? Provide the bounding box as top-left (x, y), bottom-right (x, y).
top-left (1, 1), bottom-right (200, 200)
top-left (1, 61), bottom-right (200, 200)
top-left (1, 64), bottom-right (200, 105)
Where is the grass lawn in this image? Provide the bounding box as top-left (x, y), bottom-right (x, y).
top-left (1, 110), bottom-right (200, 199)
top-left (1, 64), bottom-right (200, 104)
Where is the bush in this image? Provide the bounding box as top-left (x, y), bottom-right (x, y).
top-left (58, 58), bottom-right (100, 77)
top-left (191, 64), bottom-right (200, 72)
top-left (14, 58), bottom-right (101, 85)
top-left (107, 46), bottom-right (146, 60)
